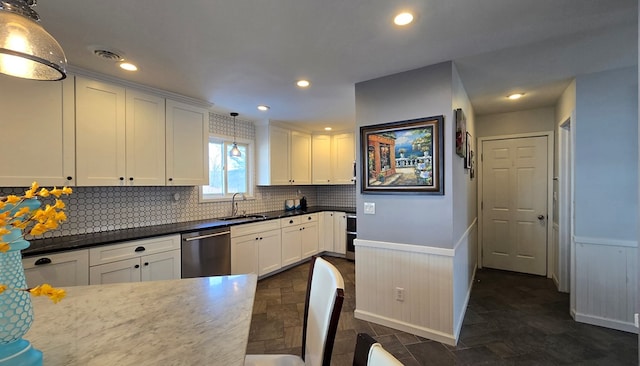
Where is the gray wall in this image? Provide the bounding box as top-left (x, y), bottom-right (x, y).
top-left (575, 66), bottom-right (638, 241)
top-left (355, 61), bottom-right (456, 248)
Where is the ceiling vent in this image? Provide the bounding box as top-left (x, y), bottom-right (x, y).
top-left (89, 46), bottom-right (124, 61)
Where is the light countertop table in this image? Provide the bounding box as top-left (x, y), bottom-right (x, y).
top-left (25, 274), bottom-right (257, 365)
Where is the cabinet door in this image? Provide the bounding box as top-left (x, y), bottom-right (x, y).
top-left (76, 77), bottom-right (126, 186)
top-left (125, 90), bottom-right (166, 186)
top-left (281, 225), bottom-right (302, 266)
top-left (89, 258), bottom-right (141, 285)
top-left (141, 250), bottom-right (181, 281)
top-left (312, 134), bottom-right (332, 184)
top-left (290, 131), bottom-right (311, 184)
top-left (301, 222), bottom-right (319, 259)
top-left (166, 99), bottom-right (209, 186)
top-left (269, 126), bottom-right (291, 185)
top-left (319, 212), bottom-right (335, 252)
top-left (332, 133), bottom-right (355, 184)
top-left (0, 75), bottom-right (75, 187)
top-left (23, 250), bottom-right (89, 288)
top-left (257, 229), bottom-right (282, 276)
top-left (231, 235), bottom-right (258, 275)
top-left (333, 212), bottom-right (347, 254)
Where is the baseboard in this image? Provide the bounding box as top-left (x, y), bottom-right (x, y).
top-left (552, 273), bottom-right (560, 290)
top-left (574, 312), bottom-right (639, 334)
top-left (453, 263), bottom-right (477, 342)
top-left (354, 309), bottom-right (457, 346)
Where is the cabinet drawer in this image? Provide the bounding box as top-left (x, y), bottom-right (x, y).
top-left (22, 249), bottom-right (89, 287)
top-left (89, 234), bottom-right (180, 266)
top-left (280, 216), bottom-right (301, 227)
top-left (299, 213), bottom-right (318, 224)
top-left (231, 220), bottom-right (281, 238)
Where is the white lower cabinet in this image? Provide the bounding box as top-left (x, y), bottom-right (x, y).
top-left (319, 211), bottom-right (335, 252)
top-left (88, 234), bottom-right (181, 285)
top-left (281, 214), bottom-right (318, 266)
top-left (231, 220), bottom-right (282, 276)
top-left (22, 249), bottom-right (89, 288)
top-left (333, 212), bottom-right (347, 255)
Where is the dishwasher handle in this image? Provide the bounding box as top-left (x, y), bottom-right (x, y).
top-left (183, 231), bottom-right (230, 242)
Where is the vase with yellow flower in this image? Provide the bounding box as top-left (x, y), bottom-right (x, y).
top-left (0, 182), bottom-right (71, 366)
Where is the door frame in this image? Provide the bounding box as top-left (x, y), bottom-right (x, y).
top-left (558, 115), bottom-right (575, 293)
top-left (477, 131), bottom-right (555, 277)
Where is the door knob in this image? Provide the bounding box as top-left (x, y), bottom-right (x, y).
top-left (537, 215), bottom-right (545, 220)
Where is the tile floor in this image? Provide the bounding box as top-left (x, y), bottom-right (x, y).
top-left (246, 256), bottom-right (638, 365)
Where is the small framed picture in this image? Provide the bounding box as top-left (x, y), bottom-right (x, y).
top-left (465, 132), bottom-right (472, 169)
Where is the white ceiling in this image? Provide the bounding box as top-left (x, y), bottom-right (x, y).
top-left (34, 0), bottom-right (637, 131)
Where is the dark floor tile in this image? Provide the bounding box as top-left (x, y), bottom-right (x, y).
top-left (248, 259), bottom-right (638, 366)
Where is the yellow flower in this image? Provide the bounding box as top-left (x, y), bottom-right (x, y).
top-left (37, 188), bottom-right (50, 197)
top-left (29, 223), bottom-right (47, 236)
top-left (0, 242), bottom-right (9, 253)
top-left (0, 201), bottom-right (5, 210)
top-left (54, 199), bottom-right (65, 210)
top-left (5, 195), bottom-right (20, 204)
top-left (23, 182), bottom-right (39, 199)
top-left (28, 284), bottom-right (66, 304)
top-left (55, 211), bottom-right (67, 222)
top-left (13, 207), bottom-right (31, 218)
top-left (49, 187), bottom-right (63, 198)
top-left (44, 219), bottom-right (58, 230)
top-left (0, 285), bottom-right (6, 294)
top-left (62, 187), bottom-right (72, 195)
top-left (0, 227), bottom-right (9, 236)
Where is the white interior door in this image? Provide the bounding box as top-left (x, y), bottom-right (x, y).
top-left (482, 136), bottom-right (548, 275)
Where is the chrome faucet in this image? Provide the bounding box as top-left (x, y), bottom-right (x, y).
top-left (231, 193), bottom-right (245, 216)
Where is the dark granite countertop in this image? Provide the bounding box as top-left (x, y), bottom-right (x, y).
top-left (23, 206), bottom-right (355, 257)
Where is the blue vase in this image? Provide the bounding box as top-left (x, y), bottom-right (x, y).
top-left (0, 199), bottom-right (43, 366)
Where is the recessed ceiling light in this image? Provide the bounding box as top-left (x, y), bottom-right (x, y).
top-left (394, 12), bottom-right (414, 26)
top-left (324, 127), bottom-right (332, 131)
top-left (296, 80), bottom-right (310, 88)
top-left (507, 93), bottom-right (525, 100)
top-left (257, 105), bottom-right (270, 111)
top-left (119, 62), bottom-right (138, 71)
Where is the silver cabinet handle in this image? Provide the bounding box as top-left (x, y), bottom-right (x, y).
top-left (183, 231), bottom-right (230, 241)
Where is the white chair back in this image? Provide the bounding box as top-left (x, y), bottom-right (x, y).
top-left (368, 343), bottom-right (404, 366)
top-left (303, 257), bottom-right (345, 366)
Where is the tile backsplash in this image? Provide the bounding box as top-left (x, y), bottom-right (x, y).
top-left (0, 112), bottom-right (355, 238)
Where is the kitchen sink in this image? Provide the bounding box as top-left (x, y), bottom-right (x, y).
top-left (217, 214), bottom-right (268, 221)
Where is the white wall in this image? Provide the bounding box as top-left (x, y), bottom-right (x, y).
top-left (476, 107), bottom-right (555, 138)
top-left (355, 61), bottom-right (454, 248)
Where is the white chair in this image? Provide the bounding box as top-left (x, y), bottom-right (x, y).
top-left (245, 256), bottom-right (345, 366)
top-left (353, 333), bottom-right (404, 366)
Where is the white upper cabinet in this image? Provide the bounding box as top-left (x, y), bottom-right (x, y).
top-left (125, 90), bottom-right (166, 186)
top-left (165, 99), bottom-right (209, 186)
top-left (76, 77), bottom-right (167, 186)
top-left (75, 77), bottom-right (127, 186)
top-left (312, 134), bottom-right (332, 184)
top-left (331, 132), bottom-right (356, 184)
top-left (311, 132), bottom-right (355, 185)
top-left (0, 75), bottom-right (75, 187)
top-left (257, 124), bottom-right (311, 185)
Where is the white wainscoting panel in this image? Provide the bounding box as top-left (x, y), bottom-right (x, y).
top-left (574, 237), bottom-right (638, 333)
top-left (453, 219), bottom-right (478, 338)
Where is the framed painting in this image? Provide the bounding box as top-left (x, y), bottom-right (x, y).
top-left (455, 108), bottom-right (466, 158)
top-left (360, 115), bottom-right (444, 195)
top-left (465, 131), bottom-right (472, 169)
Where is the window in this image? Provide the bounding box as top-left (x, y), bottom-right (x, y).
top-left (200, 135), bottom-right (253, 201)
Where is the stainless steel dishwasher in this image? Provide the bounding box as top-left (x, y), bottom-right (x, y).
top-left (181, 227), bottom-right (231, 278)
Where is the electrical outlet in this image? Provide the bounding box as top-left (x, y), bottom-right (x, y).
top-left (395, 287), bottom-right (404, 302)
top-left (364, 202), bottom-right (375, 215)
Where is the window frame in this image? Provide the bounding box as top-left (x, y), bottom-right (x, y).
top-left (199, 134), bottom-right (254, 202)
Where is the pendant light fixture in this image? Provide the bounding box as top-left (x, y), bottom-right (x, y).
top-left (229, 112), bottom-right (241, 158)
top-left (0, 0), bottom-right (67, 80)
